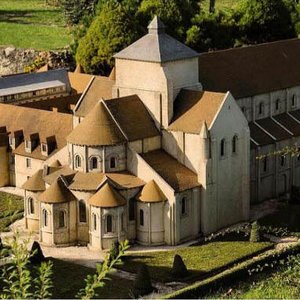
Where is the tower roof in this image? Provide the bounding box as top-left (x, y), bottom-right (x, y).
top-left (114, 16), bottom-right (198, 63)
top-left (49, 159), bottom-right (62, 168)
top-left (137, 180), bottom-right (167, 203)
top-left (22, 169), bottom-right (46, 192)
top-left (88, 181), bottom-right (126, 208)
top-left (39, 176), bottom-right (76, 204)
top-left (67, 101), bottom-right (126, 146)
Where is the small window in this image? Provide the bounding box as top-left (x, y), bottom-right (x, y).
top-left (220, 139), bottom-right (226, 157)
top-left (75, 155), bottom-right (81, 168)
top-left (181, 197), bottom-right (187, 216)
top-left (106, 215), bottom-right (113, 233)
top-left (43, 209), bottom-right (48, 227)
top-left (263, 157), bottom-right (268, 172)
top-left (297, 147), bottom-right (300, 161)
top-left (26, 158), bottom-right (31, 168)
top-left (90, 157), bottom-right (98, 170)
top-left (41, 143), bottom-right (47, 152)
top-left (28, 198), bottom-right (34, 214)
top-left (110, 157), bottom-right (117, 169)
top-left (275, 99), bottom-right (280, 111)
top-left (79, 200), bottom-right (87, 223)
top-left (121, 213), bottom-right (124, 231)
top-left (139, 209), bottom-right (144, 226)
top-left (25, 140), bottom-right (30, 149)
top-left (58, 211), bottom-right (65, 228)
top-left (292, 95), bottom-right (297, 107)
top-left (129, 198), bottom-right (135, 221)
top-left (241, 106), bottom-right (246, 114)
top-left (280, 155), bottom-right (286, 167)
top-left (259, 102), bottom-right (264, 115)
top-left (93, 213), bottom-right (97, 231)
top-left (232, 135), bottom-right (237, 153)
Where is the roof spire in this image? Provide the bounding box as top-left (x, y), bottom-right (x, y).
top-left (148, 16), bottom-right (166, 34)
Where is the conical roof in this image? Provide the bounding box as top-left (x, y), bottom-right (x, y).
top-left (67, 101), bottom-right (126, 146)
top-left (49, 160), bottom-right (62, 168)
top-left (88, 182), bottom-right (126, 208)
top-left (22, 170), bottom-right (46, 192)
top-left (114, 16), bottom-right (198, 63)
top-left (109, 67), bottom-right (116, 80)
top-left (137, 180), bottom-right (167, 203)
top-left (39, 176), bottom-right (76, 204)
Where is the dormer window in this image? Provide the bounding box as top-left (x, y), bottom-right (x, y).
top-left (42, 143), bottom-right (47, 152)
top-left (25, 140), bottom-right (30, 149)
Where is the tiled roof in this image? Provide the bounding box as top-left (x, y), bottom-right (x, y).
top-left (74, 76), bottom-right (114, 117)
top-left (43, 166), bottom-right (76, 185)
top-left (273, 113), bottom-right (300, 136)
top-left (249, 122), bottom-right (274, 147)
top-left (137, 180), bottom-right (167, 202)
top-left (114, 16), bottom-right (198, 63)
top-left (68, 72), bottom-right (94, 94)
top-left (199, 38), bottom-right (300, 99)
top-left (289, 109), bottom-right (300, 121)
top-left (169, 89), bottom-right (226, 133)
top-left (22, 169), bottom-right (45, 192)
top-left (255, 118), bottom-right (292, 140)
top-left (67, 101), bottom-right (126, 146)
top-left (104, 95), bottom-right (160, 141)
top-left (141, 149), bottom-right (200, 192)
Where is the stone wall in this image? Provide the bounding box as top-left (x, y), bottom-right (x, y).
top-left (0, 47), bottom-right (75, 76)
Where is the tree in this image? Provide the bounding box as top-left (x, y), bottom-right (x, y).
top-left (237, 0), bottom-right (296, 44)
top-left (132, 264), bottom-right (154, 297)
top-left (250, 221), bottom-right (261, 243)
top-left (76, 0), bottom-right (140, 75)
top-left (171, 254), bottom-right (188, 278)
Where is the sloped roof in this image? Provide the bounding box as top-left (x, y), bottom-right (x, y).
top-left (88, 182), bottom-right (126, 207)
top-left (43, 165), bottom-right (76, 185)
top-left (49, 160), bottom-right (62, 168)
top-left (0, 69), bottom-right (71, 97)
top-left (137, 180), bottom-right (167, 203)
top-left (22, 169), bottom-right (45, 192)
top-left (104, 95), bottom-right (160, 141)
top-left (68, 72), bottom-right (94, 94)
top-left (114, 16), bottom-right (198, 63)
top-left (169, 89), bottom-right (226, 133)
top-left (74, 76), bottom-right (114, 117)
top-left (199, 38), bottom-right (300, 99)
top-left (141, 150), bottom-right (200, 192)
top-left (67, 101), bottom-right (126, 146)
top-left (39, 177), bottom-right (76, 204)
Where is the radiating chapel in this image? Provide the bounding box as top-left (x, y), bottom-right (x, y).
top-left (20, 17), bottom-right (251, 249)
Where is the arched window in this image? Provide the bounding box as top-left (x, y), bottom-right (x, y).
top-left (232, 135), bottom-right (238, 153)
top-left (263, 157), bottom-right (268, 172)
top-left (275, 99), bottom-right (280, 111)
top-left (129, 198), bottom-right (135, 221)
top-left (280, 155), bottom-right (286, 167)
top-left (28, 197), bottom-right (34, 214)
top-left (58, 211), bottom-right (65, 228)
top-left (292, 95), bottom-right (297, 107)
top-left (89, 157), bottom-right (98, 170)
top-left (79, 200), bottom-right (87, 223)
top-left (93, 213), bottom-right (97, 231)
top-left (110, 157), bottom-right (117, 169)
top-left (181, 197), bottom-right (187, 216)
top-left (75, 155), bottom-right (81, 168)
top-left (259, 102), bottom-right (264, 115)
top-left (42, 209), bottom-right (48, 227)
top-left (220, 139), bottom-right (226, 157)
top-left (106, 215), bottom-right (113, 233)
top-left (139, 209), bottom-right (144, 226)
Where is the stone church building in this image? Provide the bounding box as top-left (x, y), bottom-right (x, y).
top-left (1, 16), bottom-right (298, 249)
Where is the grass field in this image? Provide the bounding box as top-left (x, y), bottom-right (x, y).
top-left (202, 0), bottom-right (243, 12)
top-left (0, 0), bottom-right (72, 50)
top-left (119, 241), bottom-right (273, 283)
top-left (0, 191), bottom-right (24, 232)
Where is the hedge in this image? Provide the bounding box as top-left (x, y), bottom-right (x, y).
top-left (163, 242), bottom-right (300, 299)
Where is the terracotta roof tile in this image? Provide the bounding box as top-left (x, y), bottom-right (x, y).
top-left (169, 89), bottom-right (226, 133)
top-left (141, 149), bottom-right (200, 192)
top-left (104, 95), bottom-right (160, 141)
top-left (137, 180), bottom-right (167, 202)
top-left (199, 38), bottom-right (300, 98)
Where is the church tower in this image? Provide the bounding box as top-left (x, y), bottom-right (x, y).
top-left (113, 16), bottom-right (202, 128)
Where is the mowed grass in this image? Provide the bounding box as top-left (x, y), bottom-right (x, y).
top-left (120, 241), bottom-right (273, 283)
top-left (202, 0), bottom-right (243, 12)
top-left (0, 0), bottom-right (72, 50)
top-left (0, 191), bottom-right (23, 232)
top-left (51, 258), bottom-right (132, 299)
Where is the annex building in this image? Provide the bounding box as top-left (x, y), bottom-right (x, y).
top-left (0, 17), bottom-right (297, 249)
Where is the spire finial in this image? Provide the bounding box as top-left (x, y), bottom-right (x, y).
top-left (148, 16), bottom-right (166, 34)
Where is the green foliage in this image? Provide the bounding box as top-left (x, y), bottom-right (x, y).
top-left (133, 264), bottom-right (154, 297)
top-left (237, 0), bottom-right (296, 44)
top-left (250, 221), bottom-right (261, 243)
top-left (171, 254), bottom-right (189, 278)
top-left (76, 0), bottom-right (140, 75)
top-left (77, 239), bottom-right (130, 299)
top-left (108, 240), bottom-right (120, 265)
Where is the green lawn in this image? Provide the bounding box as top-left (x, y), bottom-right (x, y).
top-left (51, 259), bottom-right (133, 299)
top-left (120, 241), bottom-right (273, 283)
top-left (0, 0), bottom-right (72, 50)
top-left (0, 191), bottom-right (24, 232)
top-left (202, 0), bottom-right (242, 12)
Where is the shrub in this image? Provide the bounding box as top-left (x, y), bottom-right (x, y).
top-left (250, 221), bottom-right (261, 243)
top-left (172, 254), bottom-right (188, 278)
top-left (30, 241), bottom-right (45, 265)
top-left (0, 237), bottom-right (3, 251)
top-left (133, 264), bottom-right (154, 297)
top-left (108, 240), bottom-right (120, 264)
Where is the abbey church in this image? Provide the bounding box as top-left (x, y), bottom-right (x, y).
top-left (0, 16), bottom-right (299, 249)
